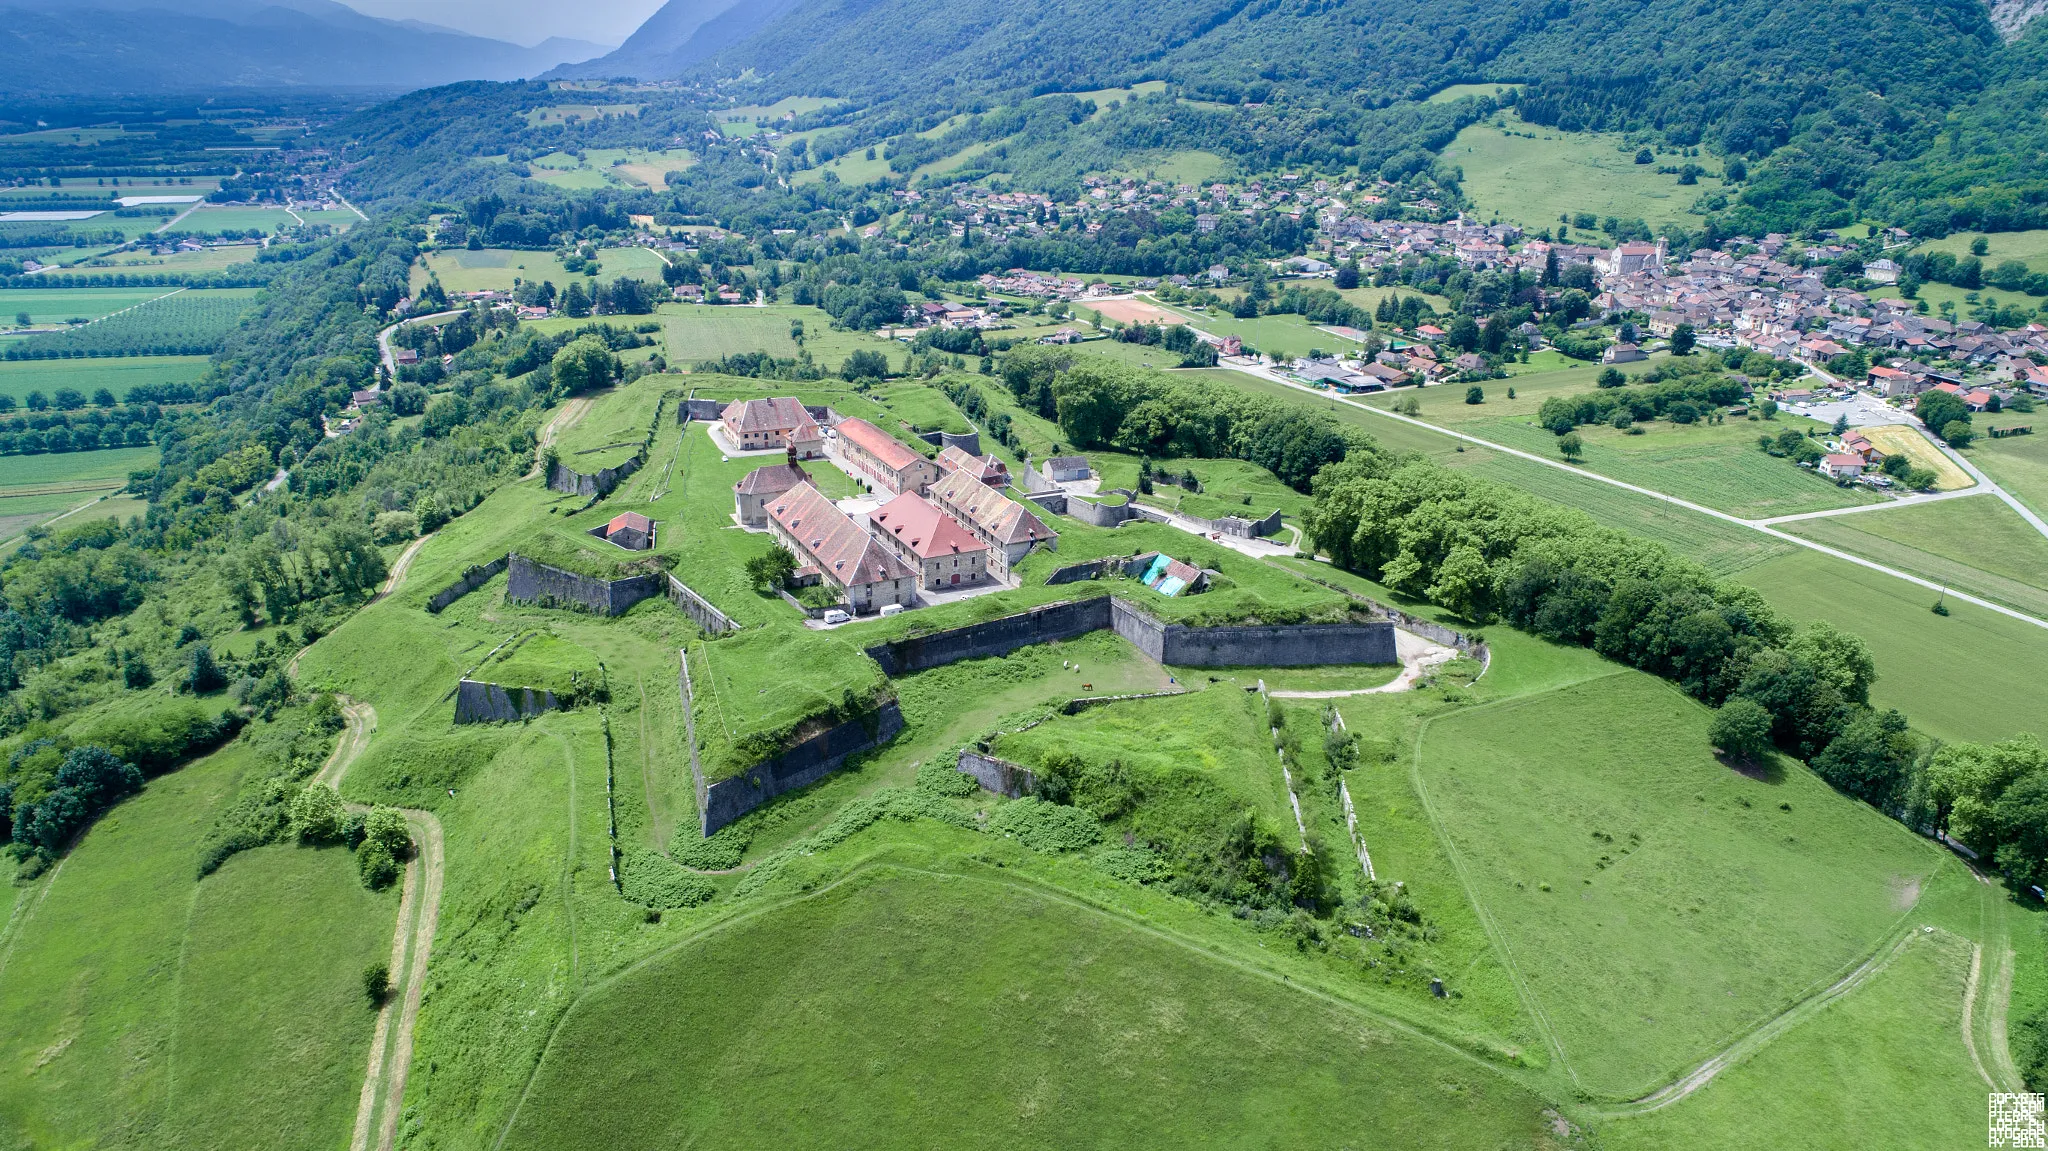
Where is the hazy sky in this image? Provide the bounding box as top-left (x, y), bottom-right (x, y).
top-left (339, 0), bottom-right (664, 46)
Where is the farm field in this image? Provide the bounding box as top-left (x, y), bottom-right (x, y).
top-left (43, 244), bottom-right (260, 277)
top-left (414, 246), bottom-right (668, 295)
top-left (0, 734), bottom-right (395, 1151)
top-left (1972, 428), bottom-right (2048, 520)
top-left (176, 206), bottom-right (298, 234)
top-left (1415, 672), bottom-right (1948, 1099)
top-left (494, 867), bottom-right (1557, 1151)
top-left (0, 354), bottom-right (208, 403)
top-left (2, 288), bottom-right (258, 359)
top-left (1734, 548), bottom-right (2048, 743)
top-left (0, 445), bottom-right (159, 543)
top-left (1469, 411), bottom-right (1881, 519)
top-left (1859, 423), bottom-right (1972, 490)
top-left (1447, 112), bottom-right (1726, 234)
top-left (1784, 495), bottom-right (2048, 619)
top-left (0, 285), bottom-right (179, 325)
top-left (1152, 301), bottom-right (1361, 358)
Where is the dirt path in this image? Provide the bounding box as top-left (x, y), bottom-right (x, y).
top-left (374, 533), bottom-right (435, 603)
top-left (527, 396), bottom-right (594, 480)
top-left (1269, 629), bottom-right (1459, 698)
top-left (309, 698), bottom-right (446, 1151)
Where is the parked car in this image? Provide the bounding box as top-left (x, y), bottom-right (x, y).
top-left (879, 603), bottom-right (904, 617)
top-left (822, 609), bottom-right (850, 624)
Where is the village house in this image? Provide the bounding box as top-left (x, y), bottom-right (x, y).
top-left (834, 417), bottom-right (941, 495)
top-left (732, 456), bottom-right (813, 528)
top-left (1819, 453), bottom-right (1866, 481)
top-left (935, 445), bottom-right (1010, 487)
top-left (866, 491), bottom-right (989, 590)
top-left (720, 397), bottom-right (826, 457)
top-left (764, 482), bottom-right (915, 613)
top-left (1039, 455), bottom-right (1092, 483)
top-left (927, 470), bottom-right (1056, 580)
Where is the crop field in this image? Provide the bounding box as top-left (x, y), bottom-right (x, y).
top-left (1416, 672), bottom-right (1947, 1099)
top-left (0, 285), bottom-right (180, 325)
top-left (414, 247), bottom-right (667, 295)
top-left (1972, 428), bottom-right (2048, 519)
top-left (0, 443), bottom-right (159, 541)
top-left (45, 244), bottom-right (259, 277)
top-left (1784, 496), bottom-right (2048, 619)
top-left (495, 867), bottom-right (1556, 1151)
top-left (1471, 413), bottom-right (1880, 519)
top-left (2, 288), bottom-right (258, 359)
top-left (1859, 423), bottom-right (1972, 490)
top-left (176, 206), bottom-right (298, 235)
top-left (1150, 301), bottom-right (1354, 359)
top-left (1447, 112), bottom-right (1727, 234)
top-left (1734, 548), bottom-right (2048, 743)
top-left (0, 354), bottom-right (208, 403)
top-left (0, 734), bottom-right (395, 1151)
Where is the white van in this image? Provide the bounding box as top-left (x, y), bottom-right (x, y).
top-left (822, 609), bottom-right (851, 625)
top-left (879, 603), bottom-right (905, 617)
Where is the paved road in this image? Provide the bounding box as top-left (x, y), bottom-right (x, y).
top-left (1221, 362), bottom-right (2048, 632)
top-left (377, 309), bottom-right (463, 379)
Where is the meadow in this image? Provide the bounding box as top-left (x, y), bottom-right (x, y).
top-left (494, 866), bottom-right (1557, 1151)
top-left (0, 353), bottom-right (208, 403)
top-left (1916, 228), bottom-right (2048, 273)
top-left (414, 246), bottom-right (668, 295)
top-left (552, 375), bottom-right (674, 470)
top-left (0, 443), bottom-right (159, 543)
top-left (1972, 427), bottom-right (2048, 520)
top-left (0, 734), bottom-right (395, 1150)
top-left (175, 206), bottom-right (298, 235)
top-left (1784, 496), bottom-right (2048, 619)
top-left (0, 286), bottom-right (180, 325)
top-left (1414, 672), bottom-right (1948, 1099)
top-left (1447, 112), bottom-right (1726, 234)
top-left (42, 245), bottom-right (259, 277)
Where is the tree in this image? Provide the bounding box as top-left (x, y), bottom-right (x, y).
top-left (1787, 621), bottom-right (1877, 704)
top-left (1811, 709), bottom-right (1913, 805)
top-left (1634, 148), bottom-right (1654, 164)
top-left (1334, 259), bottom-right (1360, 290)
top-left (1558, 431), bottom-right (1584, 460)
top-left (1831, 413), bottom-right (1849, 436)
top-left (1447, 314), bottom-right (1481, 351)
top-left (1669, 323), bottom-right (1696, 356)
top-left (290, 784), bottom-right (347, 842)
top-left (744, 546), bottom-right (798, 590)
top-left (559, 280), bottom-right (592, 318)
top-left (1971, 235), bottom-right (1991, 257)
top-left (842, 349), bottom-right (890, 381)
top-left (550, 335), bottom-right (619, 395)
top-left (1464, 385), bottom-right (1485, 405)
top-left (388, 382), bottom-right (429, 416)
top-left (183, 644), bottom-right (227, 693)
top-left (363, 962), bottom-right (391, 1007)
top-left (1597, 367), bottom-right (1626, 388)
top-left (1940, 419), bottom-right (1975, 448)
top-left (1709, 698), bottom-right (1773, 762)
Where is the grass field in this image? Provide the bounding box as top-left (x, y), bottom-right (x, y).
top-left (496, 866), bottom-right (1556, 1150)
top-left (1101, 148), bottom-right (1232, 184)
top-left (1734, 548), bottom-right (2048, 743)
top-left (1146, 300), bottom-right (1351, 359)
top-left (1416, 672), bottom-right (1946, 1099)
top-left (662, 301), bottom-right (914, 373)
top-left (0, 735), bottom-right (395, 1150)
top-left (0, 286), bottom-right (179, 325)
top-left (176, 206), bottom-right (298, 235)
top-left (414, 246), bottom-right (668, 295)
top-left (1428, 82), bottom-right (1524, 104)
top-left (0, 353), bottom-right (207, 403)
top-left (42, 245), bottom-right (258, 277)
top-left (1916, 228), bottom-right (2048, 274)
top-left (1447, 112), bottom-right (1726, 234)
top-left (0, 444), bottom-right (159, 543)
top-left (1972, 429), bottom-right (2048, 520)
top-left (553, 376), bottom-right (673, 469)
top-left (1784, 495), bottom-right (2048, 619)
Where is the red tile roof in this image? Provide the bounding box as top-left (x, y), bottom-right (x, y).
top-left (766, 483), bottom-right (913, 588)
top-left (606, 512), bottom-right (653, 535)
top-left (929, 469), bottom-right (1054, 548)
top-left (835, 417), bottom-right (925, 473)
top-left (869, 492), bottom-right (983, 560)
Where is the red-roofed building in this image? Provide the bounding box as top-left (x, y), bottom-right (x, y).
top-left (732, 458), bottom-right (813, 527)
top-left (1820, 453), bottom-right (1866, 480)
top-left (1962, 389), bottom-right (1995, 411)
top-left (927, 469), bottom-right (1056, 579)
top-left (834, 417), bottom-right (940, 495)
top-left (720, 397), bottom-right (825, 457)
top-left (764, 483), bottom-right (914, 613)
top-left (936, 444), bottom-right (1010, 487)
top-left (867, 492), bottom-right (988, 589)
top-left (591, 511), bottom-right (656, 550)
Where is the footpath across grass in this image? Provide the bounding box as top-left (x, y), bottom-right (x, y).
top-left (495, 866), bottom-right (1557, 1151)
top-left (1414, 672), bottom-right (1945, 1100)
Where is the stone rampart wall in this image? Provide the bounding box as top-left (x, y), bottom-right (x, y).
top-left (505, 554), bottom-right (665, 616)
top-left (699, 703), bottom-right (906, 834)
top-left (863, 598), bottom-right (1112, 676)
top-left (453, 679), bottom-right (561, 724)
top-left (425, 555), bottom-right (509, 614)
top-left (956, 751), bottom-right (1037, 798)
top-left (667, 574), bottom-right (738, 634)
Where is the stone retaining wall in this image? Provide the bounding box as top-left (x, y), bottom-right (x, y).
top-left (453, 679), bottom-right (561, 723)
top-left (698, 703), bottom-right (906, 834)
top-left (548, 453), bottom-right (644, 498)
top-left (667, 574), bottom-right (738, 634)
top-left (1066, 490), bottom-right (1145, 528)
top-left (505, 553), bottom-right (666, 616)
top-left (425, 555), bottom-right (509, 613)
top-left (956, 750), bottom-right (1037, 798)
top-left (863, 597), bottom-right (1112, 675)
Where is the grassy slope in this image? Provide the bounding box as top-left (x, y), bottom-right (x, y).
top-left (496, 866), bottom-right (1557, 1151)
top-left (0, 739), bottom-right (393, 1150)
top-left (1785, 495), bottom-right (2048, 619)
top-left (1447, 112), bottom-right (1725, 234)
top-left (551, 376), bottom-right (673, 469)
top-left (1415, 672), bottom-right (1947, 1099)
